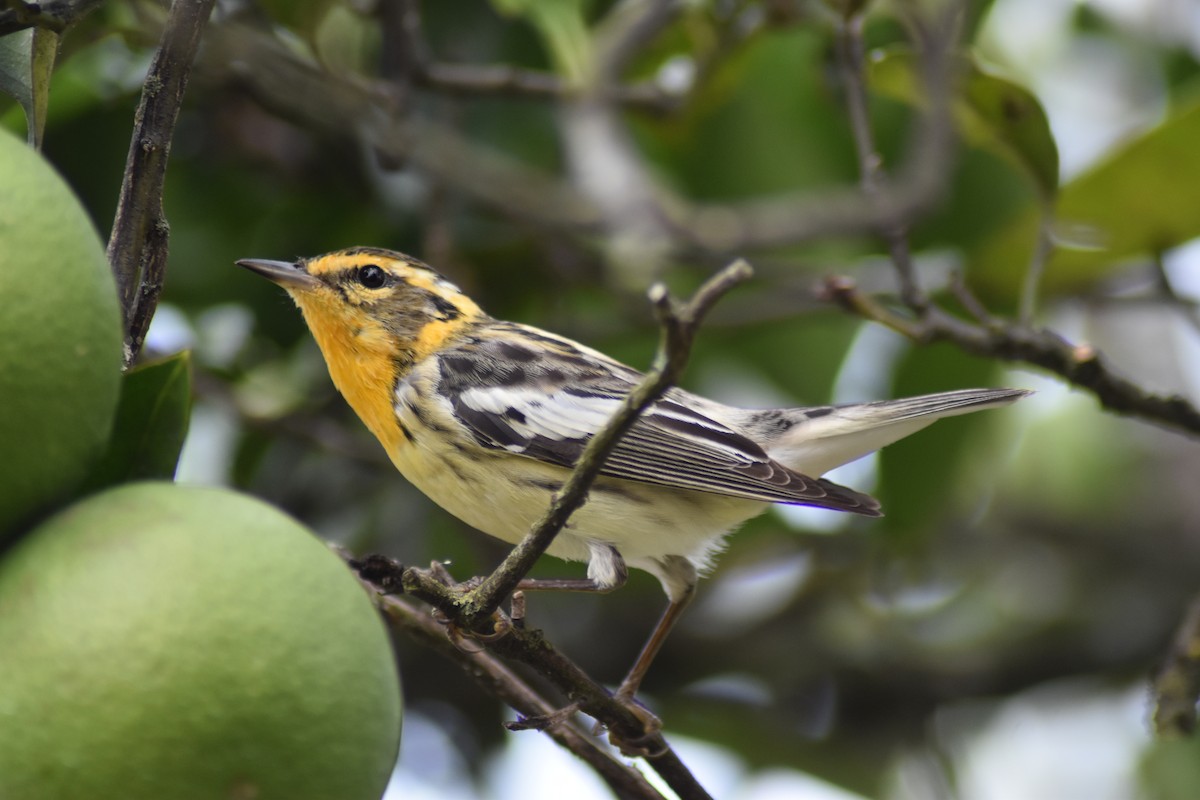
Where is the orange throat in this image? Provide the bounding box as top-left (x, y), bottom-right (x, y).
top-left (296, 299), bottom-right (407, 458)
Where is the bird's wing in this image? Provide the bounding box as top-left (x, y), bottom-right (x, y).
top-left (434, 325), bottom-right (880, 516)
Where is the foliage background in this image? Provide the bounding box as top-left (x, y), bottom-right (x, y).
top-left (5, 0), bottom-right (1200, 797)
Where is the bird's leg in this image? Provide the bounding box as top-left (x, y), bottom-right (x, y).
top-left (515, 540), bottom-right (630, 595)
top-left (515, 576), bottom-right (623, 592)
top-left (614, 584), bottom-right (696, 702)
top-left (510, 590), bottom-right (527, 629)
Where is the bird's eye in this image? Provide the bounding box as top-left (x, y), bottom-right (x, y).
top-left (357, 264), bottom-right (387, 289)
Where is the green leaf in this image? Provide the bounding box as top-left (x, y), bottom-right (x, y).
top-left (869, 47), bottom-right (1059, 199)
top-left (968, 98), bottom-right (1200, 299)
top-left (1141, 737), bottom-right (1200, 800)
top-left (1052, 99), bottom-right (1200, 271)
top-left (490, 0), bottom-right (592, 85)
top-left (0, 28), bottom-right (58, 148)
top-left (86, 351), bottom-right (193, 490)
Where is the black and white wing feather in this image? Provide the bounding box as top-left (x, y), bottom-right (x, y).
top-left (436, 324), bottom-right (880, 516)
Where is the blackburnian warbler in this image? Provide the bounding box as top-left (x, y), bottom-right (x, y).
top-left (239, 247), bottom-right (1028, 698)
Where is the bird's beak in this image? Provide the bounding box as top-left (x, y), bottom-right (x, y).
top-left (236, 258), bottom-right (321, 290)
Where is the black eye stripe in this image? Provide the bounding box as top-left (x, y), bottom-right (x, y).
top-left (358, 264), bottom-right (387, 288)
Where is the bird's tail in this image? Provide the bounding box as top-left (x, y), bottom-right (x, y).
top-left (759, 388), bottom-right (1031, 477)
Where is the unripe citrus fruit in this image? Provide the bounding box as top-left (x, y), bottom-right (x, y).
top-left (0, 128), bottom-right (123, 538)
top-left (0, 481), bottom-right (403, 800)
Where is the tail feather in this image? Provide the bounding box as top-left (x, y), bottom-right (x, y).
top-left (754, 388), bottom-right (1030, 478)
top-left (839, 388), bottom-right (1032, 422)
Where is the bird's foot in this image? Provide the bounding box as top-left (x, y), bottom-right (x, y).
top-left (599, 691), bottom-right (666, 758)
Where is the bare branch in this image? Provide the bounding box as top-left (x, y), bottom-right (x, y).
top-left (370, 587), bottom-right (664, 800)
top-left (419, 62), bottom-right (673, 110)
top-left (108, 0), bottom-right (216, 368)
top-left (833, 5), bottom-right (961, 311)
top-left (820, 276), bottom-right (1200, 437)
top-left (357, 556), bottom-right (714, 800)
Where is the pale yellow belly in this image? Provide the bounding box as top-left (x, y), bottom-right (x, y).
top-left (385, 429), bottom-right (764, 575)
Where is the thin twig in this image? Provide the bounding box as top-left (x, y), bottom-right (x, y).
top-left (380, 0), bottom-right (674, 112)
top-left (356, 556), bottom-right (713, 799)
top-left (835, 9), bottom-right (929, 311)
top-left (419, 63), bottom-right (673, 110)
top-left (820, 276), bottom-right (1200, 437)
top-left (371, 591), bottom-right (664, 800)
top-left (107, 0), bottom-right (216, 368)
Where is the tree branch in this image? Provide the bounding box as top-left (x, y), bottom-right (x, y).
top-left (107, 0), bottom-right (215, 368)
top-left (833, 5), bottom-right (961, 311)
top-left (419, 62), bottom-right (673, 111)
top-left (820, 276), bottom-right (1200, 437)
top-left (356, 555), bottom-right (714, 800)
top-left (371, 590), bottom-right (664, 800)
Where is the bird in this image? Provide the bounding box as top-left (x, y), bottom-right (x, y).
top-left (238, 246), bottom-right (1028, 700)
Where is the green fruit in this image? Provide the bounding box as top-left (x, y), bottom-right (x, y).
top-left (0, 127), bottom-right (123, 538)
top-left (0, 482), bottom-right (402, 800)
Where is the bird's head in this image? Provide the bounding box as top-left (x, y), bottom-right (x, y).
top-left (238, 247), bottom-right (484, 366)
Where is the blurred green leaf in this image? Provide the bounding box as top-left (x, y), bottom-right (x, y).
top-left (632, 27), bottom-right (859, 200)
top-left (1141, 737), bottom-right (1200, 800)
top-left (490, 0), bottom-right (592, 84)
top-left (969, 98), bottom-right (1200, 298)
top-left (1051, 99), bottom-right (1200, 272)
top-left (87, 352), bottom-right (193, 490)
top-left (256, 0), bottom-right (340, 39)
top-left (0, 28), bottom-right (58, 147)
top-left (869, 48), bottom-right (1059, 199)
top-left (313, 3), bottom-right (380, 76)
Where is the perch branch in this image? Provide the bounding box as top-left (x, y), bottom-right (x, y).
top-left (372, 591), bottom-right (664, 799)
top-left (356, 555), bottom-right (714, 800)
top-left (107, 0), bottom-right (215, 368)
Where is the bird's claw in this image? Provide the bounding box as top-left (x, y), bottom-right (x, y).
top-left (431, 604), bottom-right (514, 651)
top-left (596, 691), bottom-right (666, 758)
